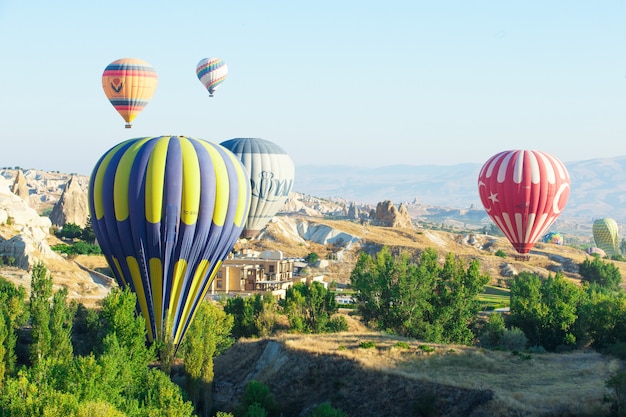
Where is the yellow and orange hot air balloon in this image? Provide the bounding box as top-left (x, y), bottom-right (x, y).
top-left (102, 58), bottom-right (158, 128)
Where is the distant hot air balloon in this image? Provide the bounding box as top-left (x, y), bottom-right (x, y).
top-left (592, 218), bottom-right (620, 256)
top-left (196, 57), bottom-right (228, 97)
top-left (102, 58), bottom-right (158, 128)
top-left (477, 150), bottom-right (570, 255)
top-left (88, 136), bottom-right (250, 345)
top-left (220, 138), bottom-right (295, 239)
top-left (542, 231), bottom-right (564, 245)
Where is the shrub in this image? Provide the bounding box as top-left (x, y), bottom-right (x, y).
top-left (394, 341), bottom-right (411, 349)
top-left (309, 402), bottom-right (348, 417)
top-left (359, 341), bottom-right (376, 349)
top-left (418, 345), bottom-right (435, 353)
top-left (495, 250), bottom-right (506, 258)
top-left (500, 327), bottom-right (528, 351)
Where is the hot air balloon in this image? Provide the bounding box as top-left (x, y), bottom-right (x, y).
top-left (220, 138), bottom-right (295, 239)
top-left (477, 150), bottom-right (570, 255)
top-left (542, 231), bottom-right (564, 245)
top-left (592, 218), bottom-right (620, 256)
top-left (196, 57), bottom-right (228, 97)
top-left (88, 136), bottom-right (250, 345)
top-left (102, 58), bottom-right (158, 128)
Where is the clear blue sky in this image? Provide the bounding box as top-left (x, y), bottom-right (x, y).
top-left (1, 1), bottom-right (625, 176)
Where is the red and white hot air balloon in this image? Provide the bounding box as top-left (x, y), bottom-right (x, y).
top-left (477, 150), bottom-right (570, 255)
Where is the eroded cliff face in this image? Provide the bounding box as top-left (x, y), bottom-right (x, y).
top-left (374, 200), bottom-right (413, 228)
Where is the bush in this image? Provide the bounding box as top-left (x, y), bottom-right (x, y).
top-left (500, 327), bottom-right (528, 351)
top-left (359, 341), bottom-right (376, 349)
top-left (495, 250), bottom-right (507, 258)
top-left (327, 315), bottom-right (348, 332)
top-left (309, 402), bottom-right (347, 417)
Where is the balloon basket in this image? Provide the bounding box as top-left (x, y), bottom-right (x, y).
top-left (514, 254), bottom-right (530, 261)
top-left (125, 124), bottom-right (132, 129)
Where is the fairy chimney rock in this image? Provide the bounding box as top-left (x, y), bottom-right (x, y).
top-left (49, 175), bottom-right (89, 228)
top-left (11, 170), bottom-right (30, 203)
top-left (375, 200), bottom-right (413, 228)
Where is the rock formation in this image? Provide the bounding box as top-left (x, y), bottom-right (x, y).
top-left (11, 170), bottom-right (30, 203)
top-left (374, 200), bottom-right (413, 228)
top-left (49, 175), bottom-right (89, 228)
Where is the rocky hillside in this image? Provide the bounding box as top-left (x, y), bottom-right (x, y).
top-left (211, 323), bottom-right (616, 416)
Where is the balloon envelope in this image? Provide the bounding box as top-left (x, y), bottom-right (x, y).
top-left (88, 136), bottom-right (250, 344)
top-left (542, 231), bottom-right (564, 245)
top-left (477, 150), bottom-right (570, 254)
top-left (592, 218), bottom-right (619, 256)
top-left (102, 58), bottom-right (158, 128)
top-left (196, 57), bottom-right (228, 97)
top-left (220, 138), bottom-right (295, 239)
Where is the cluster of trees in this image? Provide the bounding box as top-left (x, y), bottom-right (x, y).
top-left (51, 220), bottom-right (101, 256)
top-left (0, 260), bottom-right (351, 416)
top-left (0, 262), bottom-right (196, 416)
top-left (348, 245), bottom-right (626, 355)
top-left (495, 257), bottom-right (626, 354)
top-left (224, 282), bottom-right (348, 339)
top-left (350, 247), bottom-right (490, 345)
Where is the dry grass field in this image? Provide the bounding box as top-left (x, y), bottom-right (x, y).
top-left (213, 313), bottom-right (621, 416)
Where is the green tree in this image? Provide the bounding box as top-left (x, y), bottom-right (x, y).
top-left (57, 223), bottom-right (83, 240)
top-left (236, 380), bottom-right (279, 417)
top-left (281, 282), bottom-right (342, 333)
top-left (578, 257), bottom-right (622, 292)
top-left (225, 294), bottom-right (277, 339)
top-left (183, 301), bottom-right (234, 416)
top-left (482, 312), bottom-right (506, 348)
top-left (29, 262), bottom-right (53, 365)
top-left (304, 253), bottom-right (319, 265)
top-left (49, 288), bottom-right (75, 363)
top-left (0, 277), bottom-right (27, 379)
top-left (81, 216), bottom-right (97, 244)
top-left (350, 247), bottom-right (489, 344)
top-left (96, 288), bottom-right (155, 372)
top-left (509, 272), bottom-right (583, 351)
top-left (575, 286), bottom-right (626, 349)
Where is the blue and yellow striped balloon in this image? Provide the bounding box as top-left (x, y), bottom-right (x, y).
top-left (88, 136), bottom-right (250, 345)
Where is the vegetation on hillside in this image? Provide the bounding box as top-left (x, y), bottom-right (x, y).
top-left (3, 239), bottom-right (626, 415)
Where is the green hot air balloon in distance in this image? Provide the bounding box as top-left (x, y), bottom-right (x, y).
top-left (592, 218), bottom-right (620, 257)
top-left (88, 136), bottom-right (251, 345)
top-left (220, 138), bottom-right (295, 239)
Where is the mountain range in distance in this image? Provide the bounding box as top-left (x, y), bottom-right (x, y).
top-left (294, 156), bottom-right (626, 223)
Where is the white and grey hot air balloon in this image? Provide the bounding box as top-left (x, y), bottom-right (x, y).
top-left (220, 138), bottom-right (295, 239)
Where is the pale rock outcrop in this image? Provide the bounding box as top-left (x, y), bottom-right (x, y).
top-left (11, 170), bottom-right (30, 203)
top-left (0, 234), bottom-right (63, 269)
top-left (374, 200), bottom-right (413, 228)
top-left (49, 175), bottom-right (89, 228)
top-left (0, 177), bottom-right (52, 239)
top-left (296, 221), bottom-right (360, 248)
